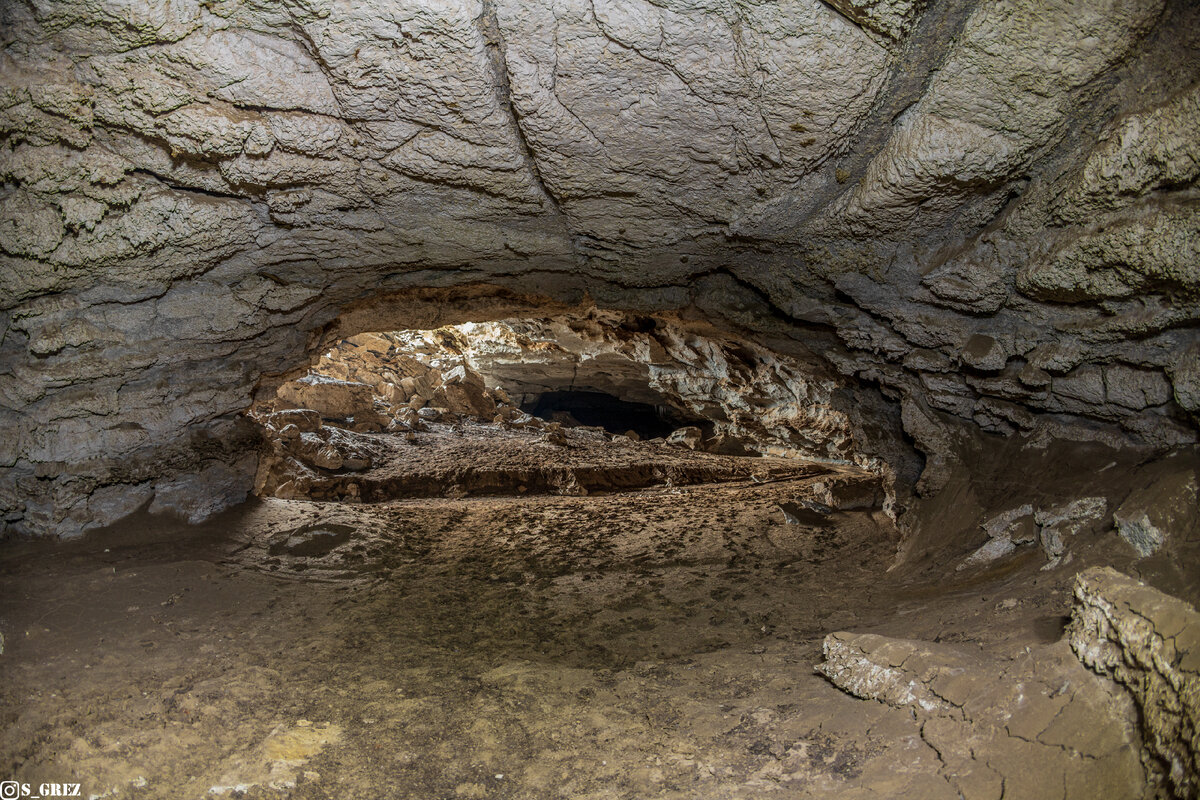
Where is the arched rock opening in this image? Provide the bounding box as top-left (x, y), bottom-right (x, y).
top-left (2, 0), bottom-right (1200, 795)
top-left (247, 304), bottom-right (900, 509)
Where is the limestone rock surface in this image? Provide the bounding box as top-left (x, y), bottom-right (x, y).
top-left (1, 0), bottom-right (1197, 535)
top-left (1070, 567), bottom-right (1200, 799)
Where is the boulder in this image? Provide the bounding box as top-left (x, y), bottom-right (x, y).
top-left (267, 408), bottom-right (322, 433)
top-left (432, 365), bottom-right (496, 418)
top-left (959, 506), bottom-right (1031, 570)
top-left (817, 627), bottom-right (1145, 800)
top-left (1111, 451), bottom-right (1199, 558)
top-left (1070, 568), bottom-right (1200, 799)
top-left (276, 375), bottom-right (376, 421)
top-left (809, 477), bottom-right (883, 511)
top-left (666, 426), bottom-right (703, 449)
top-left (1036, 497), bottom-right (1108, 568)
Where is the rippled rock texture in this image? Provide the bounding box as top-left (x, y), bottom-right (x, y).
top-left (1, 0), bottom-right (1198, 535)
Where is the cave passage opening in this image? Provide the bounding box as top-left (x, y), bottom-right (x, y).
top-left (249, 312), bottom-right (821, 504)
top-left (521, 390), bottom-right (704, 440)
top-left (260, 318), bottom-right (714, 442)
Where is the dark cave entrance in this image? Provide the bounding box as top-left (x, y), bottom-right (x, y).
top-left (250, 317), bottom-right (764, 503)
top-left (521, 390), bottom-right (706, 440)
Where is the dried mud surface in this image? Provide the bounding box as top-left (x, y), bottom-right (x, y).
top-left (0, 433), bottom-right (1168, 799)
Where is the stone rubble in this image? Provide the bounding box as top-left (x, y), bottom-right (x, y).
top-left (1035, 497), bottom-right (1109, 570)
top-left (957, 497), bottom-right (1113, 572)
top-left (1110, 451), bottom-right (1200, 559)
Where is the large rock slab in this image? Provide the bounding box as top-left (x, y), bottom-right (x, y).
top-left (818, 567), bottom-right (1200, 800)
top-left (817, 632), bottom-right (1146, 799)
top-left (1070, 567), bottom-right (1200, 798)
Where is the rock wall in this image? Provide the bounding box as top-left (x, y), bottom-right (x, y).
top-left (1, 0), bottom-right (1198, 536)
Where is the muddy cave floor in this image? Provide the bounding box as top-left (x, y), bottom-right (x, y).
top-left (0, 424), bottom-right (1158, 799)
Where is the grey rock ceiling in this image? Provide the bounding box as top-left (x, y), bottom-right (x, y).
top-left (1, 0), bottom-right (1198, 536)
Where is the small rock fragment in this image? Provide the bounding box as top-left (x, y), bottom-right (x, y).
top-left (1112, 511), bottom-right (1164, 558)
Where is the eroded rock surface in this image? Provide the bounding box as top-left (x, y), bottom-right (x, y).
top-left (1070, 567), bottom-right (1200, 799)
top-left (0, 0), bottom-right (1197, 538)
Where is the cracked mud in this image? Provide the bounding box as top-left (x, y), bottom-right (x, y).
top-left (5, 427), bottom-right (1189, 799)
